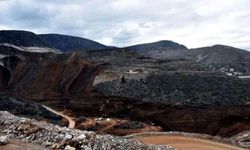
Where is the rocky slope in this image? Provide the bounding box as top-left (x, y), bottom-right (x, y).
top-left (132, 44), bottom-right (250, 74)
top-left (0, 92), bottom-right (63, 125)
top-left (95, 73), bottom-right (250, 106)
top-left (188, 45), bottom-right (250, 74)
top-left (0, 111), bottom-right (173, 150)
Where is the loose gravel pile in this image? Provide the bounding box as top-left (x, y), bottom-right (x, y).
top-left (0, 111), bottom-right (174, 150)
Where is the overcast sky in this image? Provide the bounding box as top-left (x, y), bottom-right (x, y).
top-left (0, 0), bottom-right (249, 50)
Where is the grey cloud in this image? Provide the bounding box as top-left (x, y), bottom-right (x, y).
top-left (0, 0), bottom-right (249, 50)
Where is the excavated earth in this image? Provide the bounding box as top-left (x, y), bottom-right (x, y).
top-left (41, 97), bottom-right (250, 137)
top-left (1, 49), bottom-right (250, 139)
top-left (0, 51), bottom-right (104, 99)
top-left (0, 111), bottom-right (173, 150)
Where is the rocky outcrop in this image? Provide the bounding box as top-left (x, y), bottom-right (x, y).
top-left (0, 111), bottom-right (173, 150)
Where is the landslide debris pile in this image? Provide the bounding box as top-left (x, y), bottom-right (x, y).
top-left (0, 111), bottom-right (174, 150)
top-left (0, 92), bottom-right (61, 122)
top-left (0, 52), bottom-right (104, 99)
top-left (96, 73), bottom-right (250, 106)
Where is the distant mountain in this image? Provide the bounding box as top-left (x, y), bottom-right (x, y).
top-left (188, 45), bottom-right (250, 64)
top-left (125, 40), bottom-right (188, 51)
top-left (1, 30), bottom-right (250, 74)
top-left (0, 30), bottom-right (109, 52)
top-left (0, 30), bottom-right (47, 47)
top-left (0, 43), bottom-right (60, 54)
top-left (187, 45), bottom-right (250, 74)
top-left (123, 40), bottom-right (188, 59)
top-left (38, 34), bottom-right (109, 52)
top-left (125, 43), bottom-right (250, 74)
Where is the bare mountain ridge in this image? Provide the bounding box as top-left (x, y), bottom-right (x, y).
top-left (0, 30), bottom-right (109, 52)
top-left (0, 30), bottom-right (189, 52)
top-left (38, 34), bottom-right (109, 51)
top-left (125, 40), bottom-right (188, 51)
top-left (186, 45), bottom-right (250, 74)
top-left (127, 44), bottom-right (250, 74)
top-left (0, 30), bottom-right (46, 47)
top-left (1, 30), bottom-right (250, 74)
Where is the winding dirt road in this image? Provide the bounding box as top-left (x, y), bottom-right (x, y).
top-left (136, 135), bottom-right (245, 150)
top-left (42, 105), bottom-right (245, 150)
top-left (42, 105), bottom-right (75, 128)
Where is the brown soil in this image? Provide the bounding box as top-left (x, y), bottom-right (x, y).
top-left (42, 104), bottom-right (162, 136)
top-left (42, 98), bottom-right (250, 137)
top-left (75, 117), bottom-right (162, 136)
top-left (43, 105), bottom-right (75, 128)
top-left (0, 140), bottom-right (47, 150)
top-left (137, 135), bottom-right (245, 150)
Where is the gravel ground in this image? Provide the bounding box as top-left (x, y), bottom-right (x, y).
top-left (0, 111), bottom-right (175, 150)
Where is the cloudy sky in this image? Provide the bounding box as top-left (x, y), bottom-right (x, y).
top-left (0, 0), bottom-right (249, 49)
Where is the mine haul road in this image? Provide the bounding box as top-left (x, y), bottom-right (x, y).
top-left (42, 105), bottom-right (75, 128)
top-left (136, 135), bottom-right (245, 150)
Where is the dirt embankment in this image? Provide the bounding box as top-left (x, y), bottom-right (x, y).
top-left (0, 52), bottom-right (105, 99)
top-left (41, 96), bottom-right (250, 137)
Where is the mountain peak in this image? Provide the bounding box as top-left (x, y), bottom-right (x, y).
top-left (126, 40), bottom-right (187, 51)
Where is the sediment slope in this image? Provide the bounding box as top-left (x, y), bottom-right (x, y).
top-left (0, 52), bottom-right (104, 99)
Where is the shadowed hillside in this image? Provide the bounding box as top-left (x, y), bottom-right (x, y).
top-left (0, 30), bottom-right (109, 52)
top-left (39, 34), bottom-right (109, 52)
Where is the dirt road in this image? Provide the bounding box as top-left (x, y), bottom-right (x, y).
top-left (136, 135), bottom-right (245, 150)
top-left (42, 105), bottom-right (75, 128)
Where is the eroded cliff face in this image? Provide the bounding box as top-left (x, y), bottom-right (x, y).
top-left (0, 52), bottom-right (104, 100)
